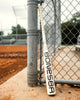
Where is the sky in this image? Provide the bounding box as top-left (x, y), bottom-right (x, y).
top-left (0, 0), bottom-right (80, 35)
top-left (0, 0), bottom-right (27, 35)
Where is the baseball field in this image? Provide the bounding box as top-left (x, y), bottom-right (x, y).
top-left (0, 46), bottom-right (80, 100)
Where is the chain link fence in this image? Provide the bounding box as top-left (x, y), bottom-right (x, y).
top-left (0, 33), bottom-right (27, 45)
top-left (38, 0), bottom-right (80, 84)
top-left (0, 5), bottom-right (27, 45)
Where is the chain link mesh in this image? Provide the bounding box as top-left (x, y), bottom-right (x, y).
top-left (38, 0), bottom-right (80, 82)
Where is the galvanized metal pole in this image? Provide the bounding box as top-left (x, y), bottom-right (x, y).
top-left (16, 18), bottom-right (18, 40)
top-left (53, 0), bottom-right (61, 53)
top-left (0, 24), bottom-right (3, 41)
top-left (56, 0), bottom-right (61, 48)
top-left (53, 0), bottom-right (56, 54)
top-left (40, 78), bottom-right (80, 85)
top-left (40, 22), bottom-right (42, 85)
top-left (27, 0), bottom-right (38, 86)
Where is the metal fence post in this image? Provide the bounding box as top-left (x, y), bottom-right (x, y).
top-left (27, 0), bottom-right (38, 86)
top-left (16, 18), bottom-right (18, 40)
top-left (56, 0), bottom-right (61, 48)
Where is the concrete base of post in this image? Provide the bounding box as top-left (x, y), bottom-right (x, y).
top-left (27, 72), bottom-right (38, 87)
top-left (75, 45), bottom-right (80, 51)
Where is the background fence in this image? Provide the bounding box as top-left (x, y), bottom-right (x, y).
top-left (39, 0), bottom-right (80, 84)
top-left (0, 34), bottom-right (27, 45)
top-left (0, 0), bottom-right (80, 85)
top-left (0, 5), bottom-right (27, 45)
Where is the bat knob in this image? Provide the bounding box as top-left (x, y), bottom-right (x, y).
top-left (38, 0), bottom-right (44, 5)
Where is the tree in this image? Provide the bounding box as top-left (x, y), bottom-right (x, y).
top-left (71, 12), bottom-right (80, 23)
top-left (0, 31), bottom-right (4, 35)
top-left (11, 24), bottom-right (27, 39)
top-left (61, 12), bottom-right (80, 45)
top-left (11, 24), bottom-right (27, 34)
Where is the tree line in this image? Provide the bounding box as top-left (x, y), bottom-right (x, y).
top-left (0, 24), bottom-right (27, 39)
top-left (0, 12), bottom-right (80, 44)
top-left (61, 12), bottom-right (80, 44)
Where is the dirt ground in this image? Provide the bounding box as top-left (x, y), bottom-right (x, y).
top-left (0, 46), bottom-right (27, 85)
top-left (51, 46), bottom-right (80, 80)
top-left (0, 67), bottom-right (80, 100)
top-left (0, 46), bottom-right (80, 100)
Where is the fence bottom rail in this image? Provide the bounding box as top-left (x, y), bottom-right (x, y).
top-left (39, 78), bottom-right (80, 85)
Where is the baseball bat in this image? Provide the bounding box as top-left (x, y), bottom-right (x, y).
top-left (38, 5), bottom-right (56, 95)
